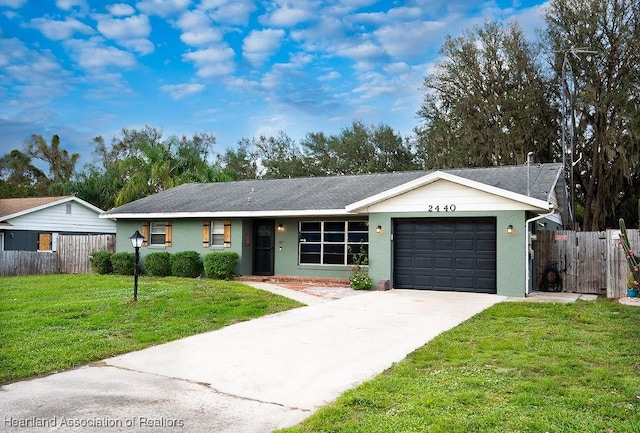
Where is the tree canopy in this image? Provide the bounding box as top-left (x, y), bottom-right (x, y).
top-left (415, 20), bottom-right (558, 169)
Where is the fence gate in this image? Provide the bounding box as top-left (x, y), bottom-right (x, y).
top-left (535, 229), bottom-right (639, 297)
top-left (58, 234), bottom-right (116, 274)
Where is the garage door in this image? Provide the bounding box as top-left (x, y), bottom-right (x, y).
top-left (394, 218), bottom-right (496, 293)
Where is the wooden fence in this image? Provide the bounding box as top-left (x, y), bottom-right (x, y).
top-left (535, 229), bottom-right (639, 298)
top-left (0, 234), bottom-right (115, 276)
top-left (58, 234), bottom-right (116, 274)
top-left (0, 250), bottom-right (59, 276)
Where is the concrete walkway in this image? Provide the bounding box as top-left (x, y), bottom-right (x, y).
top-left (1, 287), bottom-right (505, 433)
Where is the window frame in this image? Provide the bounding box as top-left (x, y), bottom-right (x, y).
top-left (211, 221), bottom-right (225, 248)
top-left (149, 221), bottom-right (167, 246)
top-left (298, 220), bottom-right (369, 266)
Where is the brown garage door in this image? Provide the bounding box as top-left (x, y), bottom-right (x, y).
top-left (393, 218), bottom-right (496, 293)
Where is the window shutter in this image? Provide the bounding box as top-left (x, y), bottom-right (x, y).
top-left (142, 222), bottom-right (149, 247)
top-left (224, 220), bottom-right (231, 247)
top-left (202, 221), bottom-right (210, 247)
top-left (165, 221), bottom-right (172, 247)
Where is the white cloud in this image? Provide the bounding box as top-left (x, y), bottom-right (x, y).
top-left (243, 29), bottom-right (285, 66)
top-left (318, 71), bottom-right (341, 81)
top-left (183, 45), bottom-right (235, 77)
top-left (336, 41), bottom-right (384, 60)
top-left (107, 3), bottom-right (136, 17)
top-left (161, 83), bottom-right (205, 99)
top-left (0, 38), bottom-right (72, 117)
top-left (0, 0), bottom-right (27, 7)
top-left (181, 29), bottom-right (222, 46)
top-left (56, 0), bottom-right (87, 10)
top-left (97, 14), bottom-right (151, 40)
top-left (96, 14), bottom-right (154, 54)
top-left (65, 37), bottom-right (137, 71)
top-left (375, 20), bottom-right (448, 58)
top-left (136, 0), bottom-right (190, 17)
top-left (176, 10), bottom-right (222, 46)
top-left (199, 0), bottom-right (256, 25)
top-left (177, 9), bottom-right (210, 29)
top-left (30, 17), bottom-right (94, 41)
top-left (264, 7), bottom-right (310, 27)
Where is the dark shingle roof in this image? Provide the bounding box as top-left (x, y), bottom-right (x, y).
top-left (104, 163), bottom-right (562, 216)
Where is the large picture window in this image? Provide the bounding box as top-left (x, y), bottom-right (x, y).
top-left (299, 221), bottom-right (368, 265)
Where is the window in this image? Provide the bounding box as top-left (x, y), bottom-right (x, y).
top-left (202, 220), bottom-right (231, 248)
top-left (150, 222), bottom-right (166, 246)
top-left (212, 221), bottom-right (225, 247)
top-left (299, 221), bottom-right (368, 265)
top-left (38, 233), bottom-right (52, 251)
top-left (65, 203), bottom-right (72, 214)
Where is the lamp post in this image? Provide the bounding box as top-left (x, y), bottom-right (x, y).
top-left (129, 230), bottom-right (145, 301)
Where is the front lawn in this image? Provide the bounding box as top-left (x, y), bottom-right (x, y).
top-left (280, 300), bottom-right (640, 433)
top-left (0, 274), bottom-right (302, 384)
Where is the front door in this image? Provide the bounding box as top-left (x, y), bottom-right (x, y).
top-left (253, 220), bottom-right (275, 275)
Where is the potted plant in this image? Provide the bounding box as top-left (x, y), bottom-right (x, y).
top-left (627, 273), bottom-right (639, 298)
top-left (619, 218), bottom-right (640, 298)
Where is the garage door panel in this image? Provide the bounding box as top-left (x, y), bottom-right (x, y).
top-left (477, 258), bottom-right (496, 270)
top-left (476, 239), bottom-right (496, 251)
top-left (435, 239), bottom-right (454, 251)
top-left (455, 258), bottom-right (475, 270)
top-left (434, 257), bottom-right (452, 269)
top-left (394, 218), bottom-right (496, 294)
top-left (414, 257), bottom-right (432, 268)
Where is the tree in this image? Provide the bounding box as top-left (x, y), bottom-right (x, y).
top-left (0, 135), bottom-right (79, 198)
top-left (83, 126), bottom-right (232, 207)
top-left (0, 149), bottom-right (48, 197)
top-left (301, 120), bottom-right (418, 175)
top-left (25, 134), bottom-right (79, 185)
top-left (415, 20), bottom-right (558, 169)
top-left (544, 0), bottom-right (640, 230)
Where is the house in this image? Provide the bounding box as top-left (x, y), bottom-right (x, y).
top-left (0, 196), bottom-right (116, 252)
top-left (102, 163), bottom-right (565, 297)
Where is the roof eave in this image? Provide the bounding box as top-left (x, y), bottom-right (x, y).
top-left (1, 196), bottom-right (105, 222)
top-left (346, 171), bottom-right (554, 212)
top-left (101, 209), bottom-right (353, 219)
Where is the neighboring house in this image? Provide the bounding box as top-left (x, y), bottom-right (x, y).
top-left (102, 163), bottom-right (565, 297)
top-left (0, 196), bottom-right (116, 252)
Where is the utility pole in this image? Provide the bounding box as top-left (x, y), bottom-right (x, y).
top-left (559, 47), bottom-right (597, 230)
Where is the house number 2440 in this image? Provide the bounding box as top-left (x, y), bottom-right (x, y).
top-left (428, 204), bottom-right (457, 212)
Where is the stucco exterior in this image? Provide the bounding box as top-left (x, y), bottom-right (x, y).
top-left (105, 164), bottom-right (565, 298)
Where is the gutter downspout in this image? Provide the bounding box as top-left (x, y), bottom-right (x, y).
top-left (525, 207), bottom-right (557, 296)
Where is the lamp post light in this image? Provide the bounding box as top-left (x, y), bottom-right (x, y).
top-left (129, 230), bottom-right (145, 301)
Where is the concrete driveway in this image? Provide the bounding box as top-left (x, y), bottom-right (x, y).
top-left (1, 285), bottom-right (505, 433)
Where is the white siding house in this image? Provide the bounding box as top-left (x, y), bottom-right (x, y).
top-left (0, 196), bottom-right (116, 251)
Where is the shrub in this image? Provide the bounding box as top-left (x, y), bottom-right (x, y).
top-left (349, 246), bottom-right (373, 290)
top-left (204, 251), bottom-right (239, 280)
top-left (88, 251), bottom-right (112, 274)
top-left (144, 252), bottom-right (172, 277)
top-left (170, 251), bottom-right (203, 278)
top-left (111, 252), bottom-right (135, 275)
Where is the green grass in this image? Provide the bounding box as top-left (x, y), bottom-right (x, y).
top-left (0, 274), bottom-right (302, 384)
top-left (280, 300), bottom-right (640, 433)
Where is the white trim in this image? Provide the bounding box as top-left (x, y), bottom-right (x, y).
top-left (101, 209), bottom-right (352, 219)
top-left (0, 232), bottom-right (4, 251)
top-left (345, 171), bottom-right (553, 212)
top-left (1, 196), bottom-right (106, 223)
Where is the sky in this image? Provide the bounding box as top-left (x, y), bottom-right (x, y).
top-left (0, 0), bottom-right (549, 167)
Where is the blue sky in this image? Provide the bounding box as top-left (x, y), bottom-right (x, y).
top-left (0, 0), bottom-right (548, 167)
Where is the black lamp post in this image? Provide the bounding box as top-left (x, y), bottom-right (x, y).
top-left (129, 230), bottom-right (145, 301)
